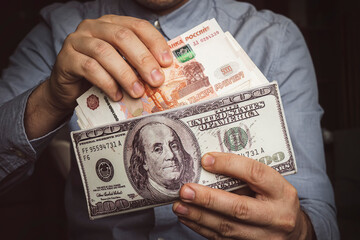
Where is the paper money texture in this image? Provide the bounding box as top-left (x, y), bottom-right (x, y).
top-left (75, 19), bottom-right (268, 129)
top-left (71, 82), bottom-right (296, 220)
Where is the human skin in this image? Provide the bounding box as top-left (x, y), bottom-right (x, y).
top-left (25, 15), bottom-right (173, 140)
top-left (173, 153), bottom-right (316, 239)
top-left (141, 124), bottom-right (185, 188)
top-left (22, 0), bottom-right (315, 238)
top-left (25, 1), bottom-right (190, 140)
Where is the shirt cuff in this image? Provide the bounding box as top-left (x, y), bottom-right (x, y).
top-left (300, 199), bottom-right (340, 240)
top-left (0, 85), bottom-right (68, 182)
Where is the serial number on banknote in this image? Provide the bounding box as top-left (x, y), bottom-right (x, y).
top-left (238, 148), bottom-right (264, 158)
top-left (81, 141), bottom-right (122, 154)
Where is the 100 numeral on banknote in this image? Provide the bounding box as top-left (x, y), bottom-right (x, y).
top-left (71, 82), bottom-right (296, 220)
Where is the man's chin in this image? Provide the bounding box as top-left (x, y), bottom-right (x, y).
top-left (134, 0), bottom-right (187, 11)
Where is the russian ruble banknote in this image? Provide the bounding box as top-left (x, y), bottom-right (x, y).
top-left (75, 18), bottom-right (268, 129)
top-left (71, 82), bottom-right (296, 219)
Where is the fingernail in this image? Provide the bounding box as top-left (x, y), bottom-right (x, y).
top-left (202, 154), bottom-right (215, 167)
top-left (115, 89), bottom-right (123, 100)
top-left (132, 81), bottom-right (144, 96)
top-left (174, 203), bottom-right (189, 215)
top-left (182, 186), bottom-right (195, 201)
top-left (162, 50), bottom-right (172, 64)
top-left (151, 68), bottom-right (164, 85)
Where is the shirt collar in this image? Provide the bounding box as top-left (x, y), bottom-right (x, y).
top-left (119, 0), bottom-right (158, 22)
top-left (159, 0), bottom-right (214, 39)
top-left (119, 0), bottom-right (214, 39)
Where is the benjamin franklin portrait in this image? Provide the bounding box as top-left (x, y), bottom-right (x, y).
top-left (124, 116), bottom-right (201, 202)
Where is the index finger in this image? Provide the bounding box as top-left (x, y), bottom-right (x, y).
top-left (176, 184), bottom-right (274, 227)
top-left (202, 152), bottom-right (289, 198)
top-left (100, 15), bottom-right (173, 67)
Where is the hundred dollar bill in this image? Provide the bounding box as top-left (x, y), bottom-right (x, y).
top-left (76, 18), bottom-right (268, 129)
top-left (71, 82), bottom-right (296, 220)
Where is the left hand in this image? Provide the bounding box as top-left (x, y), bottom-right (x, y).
top-left (172, 152), bottom-right (315, 240)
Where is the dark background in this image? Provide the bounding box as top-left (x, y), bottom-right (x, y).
top-left (0, 0), bottom-right (359, 239)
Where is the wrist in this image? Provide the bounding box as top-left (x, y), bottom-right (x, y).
top-left (43, 78), bottom-right (75, 115)
top-left (297, 210), bottom-right (317, 240)
top-left (25, 80), bottom-right (73, 139)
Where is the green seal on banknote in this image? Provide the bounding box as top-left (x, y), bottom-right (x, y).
top-left (224, 127), bottom-right (248, 151)
top-left (173, 44), bottom-right (195, 63)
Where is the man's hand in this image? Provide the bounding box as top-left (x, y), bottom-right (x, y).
top-left (173, 152), bottom-right (316, 240)
top-left (49, 15), bottom-right (172, 110)
top-left (25, 15), bottom-right (172, 139)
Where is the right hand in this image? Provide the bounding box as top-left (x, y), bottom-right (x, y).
top-left (47, 15), bottom-right (173, 112)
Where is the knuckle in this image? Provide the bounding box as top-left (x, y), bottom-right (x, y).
top-left (77, 19), bottom-right (92, 30)
top-left (132, 19), bottom-right (151, 30)
top-left (282, 217), bottom-right (297, 233)
top-left (192, 222), bottom-right (203, 233)
top-left (152, 36), bottom-right (169, 52)
top-left (137, 52), bottom-right (154, 66)
top-left (287, 185), bottom-right (298, 200)
top-left (201, 191), bottom-right (215, 208)
top-left (92, 41), bottom-right (110, 58)
top-left (283, 185), bottom-right (299, 207)
top-left (99, 14), bottom-right (114, 22)
top-left (117, 69), bottom-right (136, 86)
top-left (277, 214), bottom-right (297, 234)
top-left (64, 33), bottom-right (76, 44)
top-left (218, 220), bottom-right (234, 237)
top-left (114, 27), bottom-right (133, 42)
top-left (82, 58), bottom-right (98, 73)
top-left (223, 154), bottom-right (239, 170)
top-left (232, 200), bottom-right (249, 220)
top-left (153, 36), bottom-right (166, 44)
top-left (248, 161), bottom-right (266, 184)
top-left (102, 80), bottom-right (115, 91)
top-left (57, 46), bottom-right (71, 60)
top-left (193, 210), bottom-right (205, 224)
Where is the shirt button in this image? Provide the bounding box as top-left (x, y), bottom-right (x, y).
top-left (154, 20), bottom-right (161, 30)
top-left (14, 149), bottom-right (26, 158)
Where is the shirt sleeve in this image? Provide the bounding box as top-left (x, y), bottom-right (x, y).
top-left (268, 20), bottom-right (340, 239)
top-left (0, 21), bottom-right (64, 193)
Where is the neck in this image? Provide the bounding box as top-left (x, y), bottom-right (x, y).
top-left (135, 0), bottom-right (190, 16)
top-left (155, 0), bottom-right (189, 15)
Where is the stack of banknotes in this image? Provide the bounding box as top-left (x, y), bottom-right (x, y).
top-left (75, 19), bottom-right (268, 129)
top-left (71, 19), bottom-right (297, 219)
